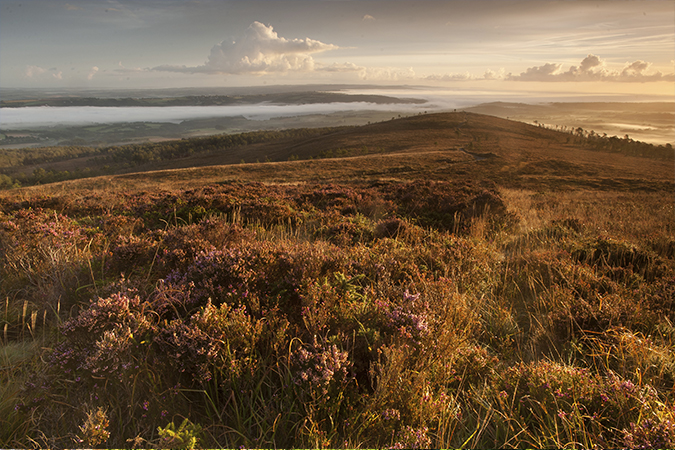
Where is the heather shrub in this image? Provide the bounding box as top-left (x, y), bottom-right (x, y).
top-left (291, 335), bottom-right (353, 427)
top-left (572, 236), bottom-right (665, 281)
top-left (163, 239), bottom-right (346, 319)
top-left (154, 300), bottom-right (261, 384)
top-left (374, 217), bottom-right (407, 239)
top-left (645, 275), bottom-right (675, 320)
top-left (313, 212), bottom-right (375, 245)
top-left (391, 425), bottom-right (432, 449)
top-left (586, 327), bottom-right (675, 392)
top-left (108, 233), bottom-right (158, 277)
top-left (0, 208), bottom-right (91, 296)
top-left (491, 360), bottom-right (670, 448)
top-left (623, 414), bottom-right (675, 449)
top-left (77, 407), bottom-right (110, 447)
top-left (383, 180), bottom-right (509, 233)
top-left (154, 219), bottom-right (248, 276)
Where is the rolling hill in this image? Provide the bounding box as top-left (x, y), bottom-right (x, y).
top-left (6, 112), bottom-right (672, 193)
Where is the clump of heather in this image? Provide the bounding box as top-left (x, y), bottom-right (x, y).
top-left (292, 335), bottom-right (352, 397)
top-left (624, 416), bottom-right (675, 449)
top-left (490, 360), bottom-right (670, 447)
top-left (155, 300), bottom-right (261, 384)
top-left (391, 425), bottom-right (432, 449)
top-left (379, 290), bottom-right (430, 345)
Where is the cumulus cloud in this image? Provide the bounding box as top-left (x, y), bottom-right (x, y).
top-left (115, 61), bottom-right (144, 73)
top-left (357, 66), bottom-right (416, 81)
top-left (579, 54), bottom-right (602, 72)
top-left (510, 62), bottom-right (563, 81)
top-left (424, 72), bottom-right (478, 82)
top-left (25, 65), bottom-right (47, 78)
top-left (150, 20), bottom-right (424, 82)
top-left (154, 21), bottom-right (338, 75)
top-left (317, 62), bottom-right (363, 73)
top-left (87, 66), bottom-right (99, 80)
top-left (508, 54), bottom-right (674, 82)
top-left (423, 68), bottom-right (508, 82)
top-left (25, 65), bottom-right (64, 80)
top-left (483, 68), bottom-right (507, 80)
top-left (363, 14), bottom-right (375, 21)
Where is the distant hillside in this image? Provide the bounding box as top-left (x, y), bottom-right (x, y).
top-left (462, 101), bottom-right (675, 146)
top-left (0, 91), bottom-right (426, 108)
top-left (3, 112), bottom-right (672, 193)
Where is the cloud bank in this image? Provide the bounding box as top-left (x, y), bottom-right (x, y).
top-left (154, 21), bottom-right (338, 75)
top-left (151, 21), bottom-right (414, 81)
top-left (508, 54), bottom-right (675, 82)
top-left (25, 65), bottom-right (62, 80)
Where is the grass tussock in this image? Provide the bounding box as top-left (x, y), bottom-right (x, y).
top-left (0, 178), bottom-right (673, 448)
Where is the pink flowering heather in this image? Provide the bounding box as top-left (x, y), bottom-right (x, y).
top-left (292, 335), bottom-right (352, 396)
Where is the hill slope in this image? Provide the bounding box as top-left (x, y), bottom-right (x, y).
top-left (7, 112), bottom-right (672, 194)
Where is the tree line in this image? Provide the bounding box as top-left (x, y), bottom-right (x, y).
top-left (0, 127), bottom-right (350, 188)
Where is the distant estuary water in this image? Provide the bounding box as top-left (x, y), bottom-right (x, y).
top-left (0, 102), bottom-right (430, 129)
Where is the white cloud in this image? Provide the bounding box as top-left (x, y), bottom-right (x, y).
top-left (422, 68), bottom-right (508, 82)
top-left (509, 62), bottom-right (563, 81)
top-left (363, 14), bottom-right (375, 21)
top-left (424, 72), bottom-right (478, 82)
top-left (620, 60), bottom-right (650, 78)
top-left (483, 68), bottom-right (506, 80)
top-left (25, 65), bottom-right (47, 78)
top-left (154, 21), bottom-right (338, 75)
top-left (116, 61), bottom-right (144, 73)
top-left (317, 62), bottom-right (363, 73)
top-left (508, 54), bottom-right (675, 82)
top-left (579, 54), bottom-right (602, 72)
top-left (25, 65), bottom-right (63, 80)
top-left (357, 66), bottom-right (416, 81)
top-left (87, 66), bottom-right (99, 80)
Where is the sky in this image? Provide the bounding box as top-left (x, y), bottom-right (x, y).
top-left (1, 0), bottom-right (674, 99)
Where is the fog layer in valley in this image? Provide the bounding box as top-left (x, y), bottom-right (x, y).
top-left (0, 101), bottom-right (429, 129)
top-left (1, 87), bottom-right (673, 146)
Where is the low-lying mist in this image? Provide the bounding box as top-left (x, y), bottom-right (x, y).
top-left (0, 101), bottom-right (430, 129)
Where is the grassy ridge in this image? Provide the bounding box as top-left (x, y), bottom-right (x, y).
top-left (1, 112), bottom-right (672, 189)
top-left (0, 113), bottom-right (674, 448)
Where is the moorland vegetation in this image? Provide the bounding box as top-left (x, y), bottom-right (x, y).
top-left (0, 112), bottom-right (673, 448)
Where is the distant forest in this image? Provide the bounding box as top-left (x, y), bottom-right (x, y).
top-left (0, 127), bottom-right (348, 188)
